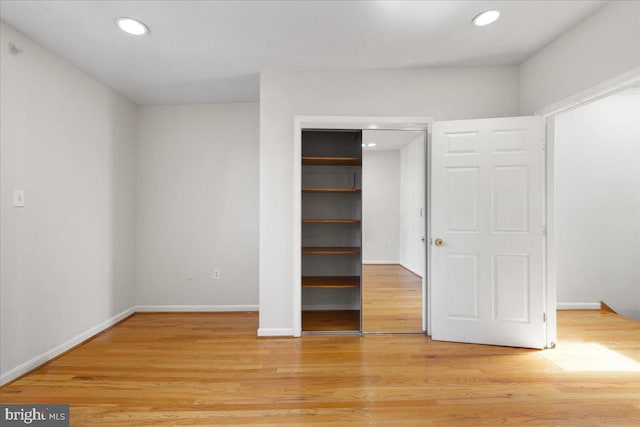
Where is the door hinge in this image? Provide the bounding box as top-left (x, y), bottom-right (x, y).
top-left (543, 312), bottom-right (547, 323)
top-left (542, 225), bottom-right (546, 236)
top-left (541, 141), bottom-right (546, 151)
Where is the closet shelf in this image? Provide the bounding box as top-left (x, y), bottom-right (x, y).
top-left (302, 219), bottom-right (361, 224)
top-left (302, 246), bottom-right (361, 254)
top-left (302, 276), bottom-right (361, 288)
top-left (301, 130), bottom-right (363, 333)
top-left (302, 156), bottom-right (362, 166)
top-left (302, 188), bottom-right (361, 193)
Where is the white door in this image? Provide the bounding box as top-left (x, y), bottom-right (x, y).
top-left (431, 116), bottom-right (546, 349)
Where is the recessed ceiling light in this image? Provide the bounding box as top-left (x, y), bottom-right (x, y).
top-left (472, 10), bottom-right (500, 26)
top-left (368, 143), bottom-right (377, 147)
top-left (361, 143), bottom-right (365, 147)
top-left (116, 17), bottom-right (149, 36)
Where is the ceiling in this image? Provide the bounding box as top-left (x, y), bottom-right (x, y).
top-left (363, 130), bottom-right (425, 152)
top-left (0, 1), bottom-right (607, 105)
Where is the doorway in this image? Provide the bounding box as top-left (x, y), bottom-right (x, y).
top-left (553, 87), bottom-right (640, 321)
top-left (294, 114), bottom-right (552, 348)
top-left (361, 129), bottom-right (427, 333)
top-left (294, 114), bottom-right (554, 348)
top-left (292, 116), bottom-right (432, 337)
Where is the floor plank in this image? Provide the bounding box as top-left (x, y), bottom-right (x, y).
top-left (362, 264), bottom-right (422, 333)
top-left (1, 311), bottom-right (639, 426)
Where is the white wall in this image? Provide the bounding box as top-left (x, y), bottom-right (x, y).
top-left (520, 1), bottom-right (640, 114)
top-left (362, 150), bottom-right (400, 264)
top-left (259, 66), bottom-right (520, 333)
top-left (555, 91), bottom-right (640, 321)
top-left (399, 135), bottom-right (426, 277)
top-left (0, 22), bottom-right (136, 383)
top-left (135, 103), bottom-right (259, 309)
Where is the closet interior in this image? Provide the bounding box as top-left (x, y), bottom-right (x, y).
top-left (301, 129), bottom-right (362, 333)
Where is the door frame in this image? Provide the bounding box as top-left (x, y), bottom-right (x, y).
top-left (293, 116), bottom-right (432, 337)
top-left (537, 67), bottom-right (640, 348)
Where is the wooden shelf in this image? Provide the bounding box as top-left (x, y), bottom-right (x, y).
top-left (302, 310), bottom-right (360, 332)
top-left (302, 188), bottom-right (361, 193)
top-left (302, 219), bottom-right (361, 224)
top-left (302, 276), bottom-right (360, 288)
top-left (302, 156), bottom-right (362, 166)
top-left (302, 246), bottom-right (361, 254)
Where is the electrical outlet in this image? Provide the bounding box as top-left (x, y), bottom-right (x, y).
top-left (213, 269), bottom-right (221, 280)
top-left (13, 189), bottom-right (24, 207)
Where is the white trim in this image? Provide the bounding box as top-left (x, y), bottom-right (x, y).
top-left (536, 67), bottom-right (640, 117)
top-left (557, 302), bottom-right (601, 310)
top-left (363, 260), bottom-right (399, 265)
top-left (399, 264), bottom-right (423, 279)
top-left (136, 305), bottom-right (258, 312)
top-left (295, 116), bottom-right (430, 131)
top-left (293, 115), bottom-right (434, 339)
top-left (620, 87), bottom-right (640, 95)
top-left (544, 117), bottom-right (557, 349)
top-left (257, 328), bottom-right (294, 337)
top-left (0, 307), bottom-right (135, 386)
top-left (293, 117), bottom-right (303, 337)
top-left (425, 129), bottom-right (432, 335)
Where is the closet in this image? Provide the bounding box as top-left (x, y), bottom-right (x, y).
top-left (301, 129), bottom-right (362, 332)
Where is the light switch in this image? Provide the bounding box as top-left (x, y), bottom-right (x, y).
top-left (13, 189), bottom-right (25, 207)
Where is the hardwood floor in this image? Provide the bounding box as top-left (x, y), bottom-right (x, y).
top-left (362, 264), bottom-right (422, 333)
top-left (1, 311), bottom-right (639, 425)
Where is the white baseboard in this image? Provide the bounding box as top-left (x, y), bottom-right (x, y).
top-left (1, 305), bottom-right (262, 385)
top-left (136, 305), bottom-right (258, 312)
top-left (363, 260), bottom-right (399, 265)
top-left (557, 302), bottom-right (600, 310)
top-left (399, 263), bottom-right (423, 278)
top-left (0, 307), bottom-right (135, 386)
top-left (257, 328), bottom-right (294, 337)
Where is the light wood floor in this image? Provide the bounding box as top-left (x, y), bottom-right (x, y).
top-left (362, 264), bottom-right (422, 333)
top-left (1, 311), bottom-right (639, 425)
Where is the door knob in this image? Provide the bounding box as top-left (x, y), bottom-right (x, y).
top-left (434, 238), bottom-right (444, 247)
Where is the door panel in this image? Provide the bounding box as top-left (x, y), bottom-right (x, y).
top-left (493, 166), bottom-right (529, 232)
top-left (445, 167), bottom-right (479, 231)
top-left (431, 116), bottom-right (545, 349)
top-left (445, 253), bottom-right (479, 319)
